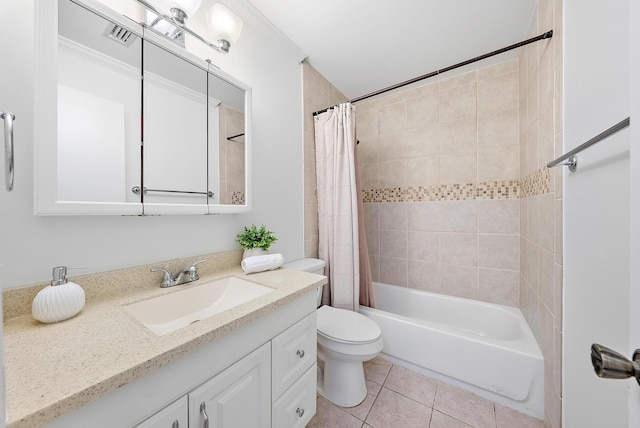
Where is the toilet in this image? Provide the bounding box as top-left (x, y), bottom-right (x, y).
top-left (283, 258), bottom-right (383, 407)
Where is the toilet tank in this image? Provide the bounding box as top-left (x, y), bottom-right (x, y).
top-left (282, 258), bottom-right (325, 275)
top-left (283, 258), bottom-right (326, 306)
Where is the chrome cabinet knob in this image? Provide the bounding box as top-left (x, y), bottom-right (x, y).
top-left (296, 407), bottom-right (304, 417)
top-left (297, 349), bottom-right (305, 359)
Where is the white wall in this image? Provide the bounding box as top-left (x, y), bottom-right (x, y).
top-left (563, 0), bottom-right (631, 426)
top-left (629, 1), bottom-right (640, 426)
top-left (0, 0), bottom-right (306, 288)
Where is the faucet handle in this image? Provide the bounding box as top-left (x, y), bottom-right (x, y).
top-left (189, 260), bottom-right (206, 268)
top-left (185, 260), bottom-right (206, 280)
top-left (150, 267), bottom-right (176, 287)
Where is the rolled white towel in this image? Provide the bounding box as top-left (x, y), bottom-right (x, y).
top-left (241, 253), bottom-right (284, 274)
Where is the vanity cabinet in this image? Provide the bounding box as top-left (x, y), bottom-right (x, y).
top-left (43, 290), bottom-right (318, 428)
top-left (133, 314), bottom-right (316, 428)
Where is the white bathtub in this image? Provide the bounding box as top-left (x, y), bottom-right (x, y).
top-left (359, 282), bottom-right (544, 419)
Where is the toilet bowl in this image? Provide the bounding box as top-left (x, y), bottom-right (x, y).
top-left (283, 258), bottom-right (383, 407)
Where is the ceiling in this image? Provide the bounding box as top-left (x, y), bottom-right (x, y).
top-left (245, 0), bottom-right (537, 100)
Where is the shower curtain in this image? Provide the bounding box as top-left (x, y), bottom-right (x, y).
top-left (313, 103), bottom-right (374, 311)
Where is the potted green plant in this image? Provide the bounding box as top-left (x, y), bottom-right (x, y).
top-left (236, 224), bottom-right (278, 259)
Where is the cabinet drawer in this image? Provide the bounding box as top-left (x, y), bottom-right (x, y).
top-left (271, 312), bottom-right (316, 399)
top-left (272, 364), bottom-right (317, 428)
top-left (134, 396), bottom-right (188, 428)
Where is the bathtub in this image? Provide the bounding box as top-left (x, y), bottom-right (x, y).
top-left (359, 282), bottom-right (544, 419)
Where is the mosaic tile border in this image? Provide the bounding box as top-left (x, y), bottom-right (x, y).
top-left (231, 191), bottom-right (245, 205)
top-left (520, 167), bottom-right (551, 198)
top-left (362, 168), bottom-right (551, 203)
top-left (362, 180), bottom-right (519, 202)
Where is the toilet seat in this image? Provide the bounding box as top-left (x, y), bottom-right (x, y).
top-left (317, 305), bottom-right (381, 344)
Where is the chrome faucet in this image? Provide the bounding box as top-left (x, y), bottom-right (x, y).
top-left (150, 260), bottom-right (206, 288)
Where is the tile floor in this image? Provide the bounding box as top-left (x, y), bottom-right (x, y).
top-left (306, 357), bottom-right (546, 428)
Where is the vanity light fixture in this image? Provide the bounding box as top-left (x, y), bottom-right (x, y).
top-left (136, 0), bottom-right (243, 53)
top-left (148, 0), bottom-right (203, 24)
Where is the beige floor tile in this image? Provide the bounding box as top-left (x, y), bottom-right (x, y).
top-left (495, 404), bottom-right (545, 428)
top-left (363, 357), bottom-right (392, 384)
top-left (433, 383), bottom-right (496, 428)
top-left (430, 410), bottom-right (474, 428)
top-left (365, 387), bottom-right (432, 428)
top-left (312, 360), bottom-right (538, 428)
top-left (384, 365), bottom-right (439, 407)
top-left (307, 395), bottom-right (364, 428)
top-left (343, 379), bottom-right (382, 420)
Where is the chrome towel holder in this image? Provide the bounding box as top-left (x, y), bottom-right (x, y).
top-left (547, 117), bottom-right (630, 172)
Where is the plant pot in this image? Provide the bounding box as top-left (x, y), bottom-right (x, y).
top-left (242, 248), bottom-right (268, 259)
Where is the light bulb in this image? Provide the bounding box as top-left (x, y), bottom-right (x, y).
top-left (206, 3), bottom-right (243, 44)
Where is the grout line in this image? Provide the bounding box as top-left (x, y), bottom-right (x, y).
top-left (430, 408), bottom-right (475, 428)
top-left (358, 383), bottom-right (382, 424)
top-left (427, 407), bottom-right (435, 427)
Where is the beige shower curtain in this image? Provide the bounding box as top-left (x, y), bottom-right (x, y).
top-left (314, 103), bottom-right (374, 311)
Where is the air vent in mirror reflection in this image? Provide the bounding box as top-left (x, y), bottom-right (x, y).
top-left (105, 24), bottom-right (136, 46)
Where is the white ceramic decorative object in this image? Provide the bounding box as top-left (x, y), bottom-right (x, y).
top-left (32, 267), bottom-right (86, 323)
top-left (242, 248), bottom-right (267, 259)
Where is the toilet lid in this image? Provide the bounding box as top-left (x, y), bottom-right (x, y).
top-left (317, 305), bottom-right (381, 344)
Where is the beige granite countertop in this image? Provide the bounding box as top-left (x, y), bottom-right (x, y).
top-left (3, 250), bottom-right (326, 428)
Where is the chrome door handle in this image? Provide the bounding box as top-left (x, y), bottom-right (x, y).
top-left (200, 402), bottom-right (209, 428)
top-left (1, 111), bottom-right (15, 191)
top-left (591, 343), bottom-right (640, 385)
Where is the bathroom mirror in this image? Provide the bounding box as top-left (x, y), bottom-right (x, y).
top-left (34, 0), bottom-right (251, 215)
top-left (141, 38), bottom-right (209, 214)
top-left (47, 0), bottom-right (143, 214)
top-left (209, 70), bottom-right (247, 206)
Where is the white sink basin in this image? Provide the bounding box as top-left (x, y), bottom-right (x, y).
top-left (125, 277), bottom-right (274, 336)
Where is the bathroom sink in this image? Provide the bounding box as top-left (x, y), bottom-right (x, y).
top-left (125, 277), bottom-right (274, 336)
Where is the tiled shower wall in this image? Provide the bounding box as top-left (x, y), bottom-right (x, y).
top-left (518, 0), bottom-right (563, 426)
top-left (302, 61), bottom-right (348, 257)
top-left (355, 60), bottom-right (522, 306)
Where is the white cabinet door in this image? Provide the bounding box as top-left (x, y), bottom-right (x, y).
top-left (189, 343), bottom-right (271, 428)
top-left (134, 396), bottom-right (188, 428)
top-left (272, 364), bottom-right (317, 428)
top-left (271, 312), bottom-right (316, 400)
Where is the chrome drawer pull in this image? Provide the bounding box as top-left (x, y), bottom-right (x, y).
top-left (172, 420), bottom-right (179, 428)
top-left (297, 349), bottom-right (305, 359)
top-left (296, 407), bottom-right (304, 417)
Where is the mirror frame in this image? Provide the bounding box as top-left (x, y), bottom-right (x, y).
top-left (34, 0), bottom-right (251, 215)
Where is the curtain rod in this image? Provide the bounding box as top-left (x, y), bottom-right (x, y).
top-left (313, 30), bottom-right (553, 116)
